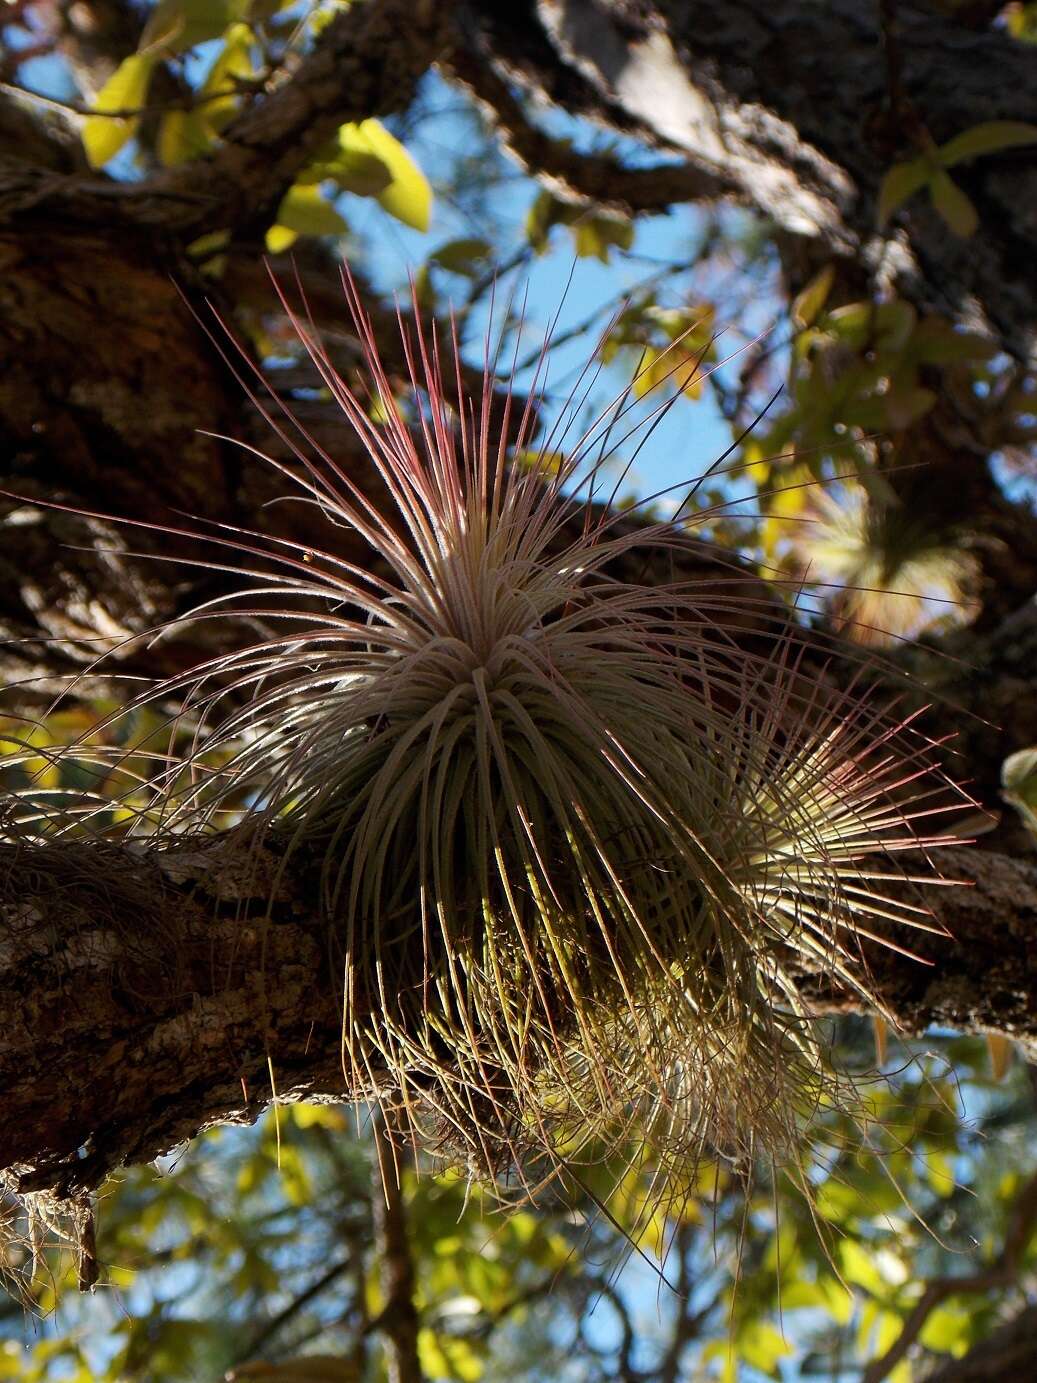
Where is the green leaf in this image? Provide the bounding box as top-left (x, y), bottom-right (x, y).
top-left (335, 120), bottom-right (431, 231)
top-left (156, 107), bottom-right (216, 166)
top-left (82, 53), bottom-right (156, 167)
top-left (919, 1303), bottom-right (972, 1354)
top-left (824, 299), bottom-right (916, 352)
top-left (929, 170), bottom-right (979, 237)
top-left (877, 156), bottom-right (932, 224)
top-left (139, 0), bottom-right (243, 56)
top-left (792, 264), bottom-right (836, 327)
top-left (939, 120), bottom-right (1037, 168)
top-left (1002, 746), bottom-right (1037, 837)
top-left (429, 237), bottom-right (492, 276)
top-left (571, 213), bottom-right (633, 263)
top-left (737, 1322), bottom-right (792, 1376)
top-left (270, 184), bottom-right (349, 248)
top-left (911, 319), bottom-right (998, 365)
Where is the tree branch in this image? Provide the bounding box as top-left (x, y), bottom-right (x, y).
top-left (371, 1110), bottom-right (424, 1383)
top-left (1, 814), bottom-right (1035, 1205)
top-left (0, 0), bottom-right (450, 236)
top-left (444, 41), bottom-right (732, 215)
top-left (861, 1169), bottom-right (1037, 1383)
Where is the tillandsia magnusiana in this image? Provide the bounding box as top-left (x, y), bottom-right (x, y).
top-left (10, 268), bottom-right (973, 1227)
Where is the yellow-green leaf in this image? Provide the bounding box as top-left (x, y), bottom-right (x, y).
top-left (265, 224), bottom-right (298, 253)
top-left (336, 120), bottom-right (431, 231)
top-left (140, 0), bottom-right (242, 57)
top-left (200, 21), bottom-right (256, 131)
top-left (839, 1239), bottom-right (887, 1296)
top-left (925, 1148), bottom-right (956, 1198)
top-left (929, 170), bottom-right (978, 237)
top-left (939, 120), bottom-right (1037, 168)
top-left (1002, 746), bottom-right (1037, 838)
top-left (986, 1032), bottom-right (1014, 1081)
top-left (156, 107), bottom-right (215, 166)
top-left (272, 184), bottom-right (348, 239)
top-left (738, 1321), bottom-right (792, 1375)
top-left (571, 214), bottom-right (633, 263)
top-left (82, 53), bottom-right (156, 168)
top-left (430, 237), bottom-right (493, 275)
top-left (330, 150), bottom-right (393, 197)
top-left (792, 264), bottom-right (836, 327)
top-left (877, 156), bottom-right (932, 225)
top-left (919, 1303), bottom-right (972, 1354)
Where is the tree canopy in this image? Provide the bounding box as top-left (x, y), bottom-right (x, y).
top-left (1, 1), bottom-right (1037, 1379)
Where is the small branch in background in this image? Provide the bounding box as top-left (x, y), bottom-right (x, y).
top-left (862, 1169), bottom-right (1037, 1383)
top-left (445, 41), bottom-right (733, 217)
top-left (231, 1256), bottom-right (354, 1369)
top-left (371, 1108), bottom-right (424, 1383)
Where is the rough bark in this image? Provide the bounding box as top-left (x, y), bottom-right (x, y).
top-left (470, 0), bottom-right (1037, 363)
top-left (1, 825), bottom-right (1034, 1201)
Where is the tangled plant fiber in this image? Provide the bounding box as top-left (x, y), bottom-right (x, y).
top-left (53, 271), bottom-right (969, 1212)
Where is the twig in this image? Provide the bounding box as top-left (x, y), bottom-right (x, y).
top-left (371, 1108), bottom-right (424, 1383)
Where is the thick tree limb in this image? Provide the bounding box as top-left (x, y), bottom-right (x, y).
top-left (445, 40), bottom-right (733, 214)
top-left (0, 0), bottom-right (450, 236)
top-left (1, 825), bottom-right (1034, 1201)
top-left (471, 0), bottom-right (1037, 365)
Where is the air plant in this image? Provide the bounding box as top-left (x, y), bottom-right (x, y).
top-left (793, 481), bottom-right (980, 646)
top-left (42, 271), bottom-right (969, 1214)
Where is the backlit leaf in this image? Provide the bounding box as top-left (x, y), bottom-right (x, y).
top-left (336, 120), bottom-right (431, 231)
top-left (82, 53), bottom-right (156, 168)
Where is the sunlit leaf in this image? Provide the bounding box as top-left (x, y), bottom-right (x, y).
top-left (839, 1240), bottom-right (888, 1297)
top-left (266, 184), bottom-right (348, 252)
top-left (82, 53), bottom-right (156, 167)
top-left (336, 120), bottom-right (432, 230)
top-left (200, 21), bottom-right (257, 131)
top-left (792, 264), bottom-right (836, 327)
top-left (156, 107), bottom-right (215, 166)
top-left (919, 1303), bottom-right (972, 1354)
top-left (738, 1321), bottom-right (793, 1375)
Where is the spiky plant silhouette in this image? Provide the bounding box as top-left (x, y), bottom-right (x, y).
top-left (39, 272), bottom-right (968, 1210)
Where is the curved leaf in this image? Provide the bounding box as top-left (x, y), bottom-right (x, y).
top-left (337, 120), bottom-right (432, 231)
top-left (929, 170), bottom-right (979, 237)
top-left (82, 53), bottom-right (156, 168)
top-left (939, 120), bottom-right (1037, 168)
